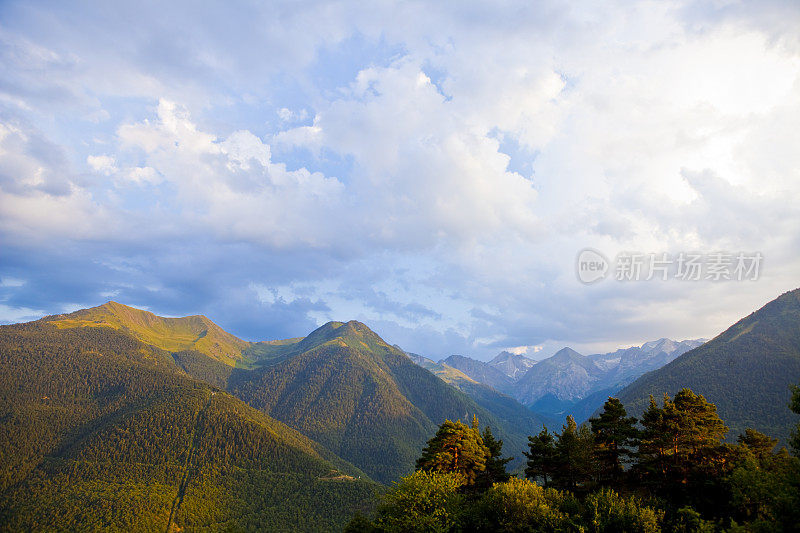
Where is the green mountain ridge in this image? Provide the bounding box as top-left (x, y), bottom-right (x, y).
top-left (18, 302), bottom-right (550, 488)
top-left (226, 320), bottom-right (549, 483)
top-left (617, 287), bottom-right (800, 445)
top-left (0, 313), bottom-right (380, 531)
top-left (49, 301), bottom-right (252, 367)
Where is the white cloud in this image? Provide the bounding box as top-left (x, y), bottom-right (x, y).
top-left (0, 303), bottom-right (47, 324)
top-left (126, 166), bottom-right (160, 185)
top-left (116, 99), bottom-right (346, 247)
top-left (277, 107), bottom-right (308, 123)
top-left (281, 60), bottom-right (542, 249)
top-left (87, 154), bottom-right (117, 175)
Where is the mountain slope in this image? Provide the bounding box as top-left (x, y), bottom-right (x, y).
top-left (442, 354), bottom-right (515, 393)
top-left (515, 347), bottom-right (603, 406)
top-left (0, 316), bottom-right (379, 532)
top-left (228, 321), bottom-right (547, 483)
top-left (398, 352), bottom-right (554, 453)
top-left (48, 301), bottom-right (251, 366)
top-left (617, 288), bottom-right (800, 444)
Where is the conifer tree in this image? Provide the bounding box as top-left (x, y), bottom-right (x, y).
top-left (524, 426), bottom-right (556, 487)
top-left (475, 426), bottom-right (512, 490)
top-left (551, 416), bottom-right (595, 491)
top-left (737, 429), bottom-right (779, 464)
top-left (416, 419), bottom-right (490, 486)
top-left (636, 388), bottom-right (728, 500)
top-left (589, 397), bottom-right (639, 488)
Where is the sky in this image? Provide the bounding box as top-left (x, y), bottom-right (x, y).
top-left (1, 0), bottom-right (799, 361)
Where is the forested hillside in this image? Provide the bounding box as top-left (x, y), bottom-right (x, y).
top-left (18, 305), bottom-right (551, 491)
top-left (227, 320), bottom-right (549, 483)
top-left (618, 288), bottom-right (800, 444)
top-left (0, 320), bottom-right (380, 532)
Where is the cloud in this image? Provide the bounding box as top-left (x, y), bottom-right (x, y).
top-left (280, 59), bottom-right (542, 249)
top-left (87, 154), bottom-right (116, 175)
top-left (1, 1), bottom-right (799, 360)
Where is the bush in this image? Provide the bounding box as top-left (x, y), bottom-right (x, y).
top-left (584, 488), bottom-right (663, 533)
top-left (375, 470), bottom-right (465, 532)
top-left (470, 477), bottom-right (577, 532)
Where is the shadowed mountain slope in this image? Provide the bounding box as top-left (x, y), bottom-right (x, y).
top-left (618, 288), bottom-right (800, 444)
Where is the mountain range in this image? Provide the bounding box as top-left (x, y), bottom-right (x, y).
top-left (438, 337), bottom-right (704, 421)
top-left (0, 303), bottom-right (548, 521)
top-left (1, 287), bottom-right (799, 530)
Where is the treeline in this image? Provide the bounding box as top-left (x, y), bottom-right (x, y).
top-left (349, 388), bottom-right (800, 532)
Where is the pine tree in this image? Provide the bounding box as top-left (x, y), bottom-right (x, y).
top-left (416, 419), bottom-right (490, 486)
top-left (524, 427), bottom-right (556, 487)
top-left (551, 416), bottom-right (595, 492)
top-left (635, 394), bottom-right (673, 486)
top-left (475, 426), bottom-right (512, 490)
top-left (737, 429), bottom-right (778, 464)
top-left (589, 397), bottom-right (639, 488)
top-left (636, 389), bottom-right (728, 502)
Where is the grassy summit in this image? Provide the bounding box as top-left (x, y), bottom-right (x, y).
top-left (48, 301), bottom-right (251, 366)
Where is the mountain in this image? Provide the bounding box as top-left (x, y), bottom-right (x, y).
top-left (589, 338), bottom-right (706, 388)
top-left (515, 347), bottom-right (604, 406)
top-left (617, 288), bottom-right (800, 445)
top-left (397, 351), bottom-right (554, 458)
top-left (404, 356), bottom-right (485, 388)
top-left (49, 301), bottom-right (252, 367)
top-left (488, 350), bottom-right (537, 379)
top-left (439, 338), bottom-right (704, 422)
top-left (226, 321), bottom-right (548, 483)
top-left (33, 304), bottom-right (549, 486)
top-left (515, 340), bottom-right (705, 420)
top-left (0, 309), bottom-right (380, 531)
top-left (442, 354), bottom-right (515, 394)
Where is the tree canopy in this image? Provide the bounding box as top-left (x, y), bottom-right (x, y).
top-left (415, 418), bottom-right (490, 486)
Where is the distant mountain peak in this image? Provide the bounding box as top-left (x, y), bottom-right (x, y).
top-left (489, 350), bottom-right (529, 364)
top-left (488, 350), bottom-right (537, 380)
top-left (551, 347), bottom-right (584, 361)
